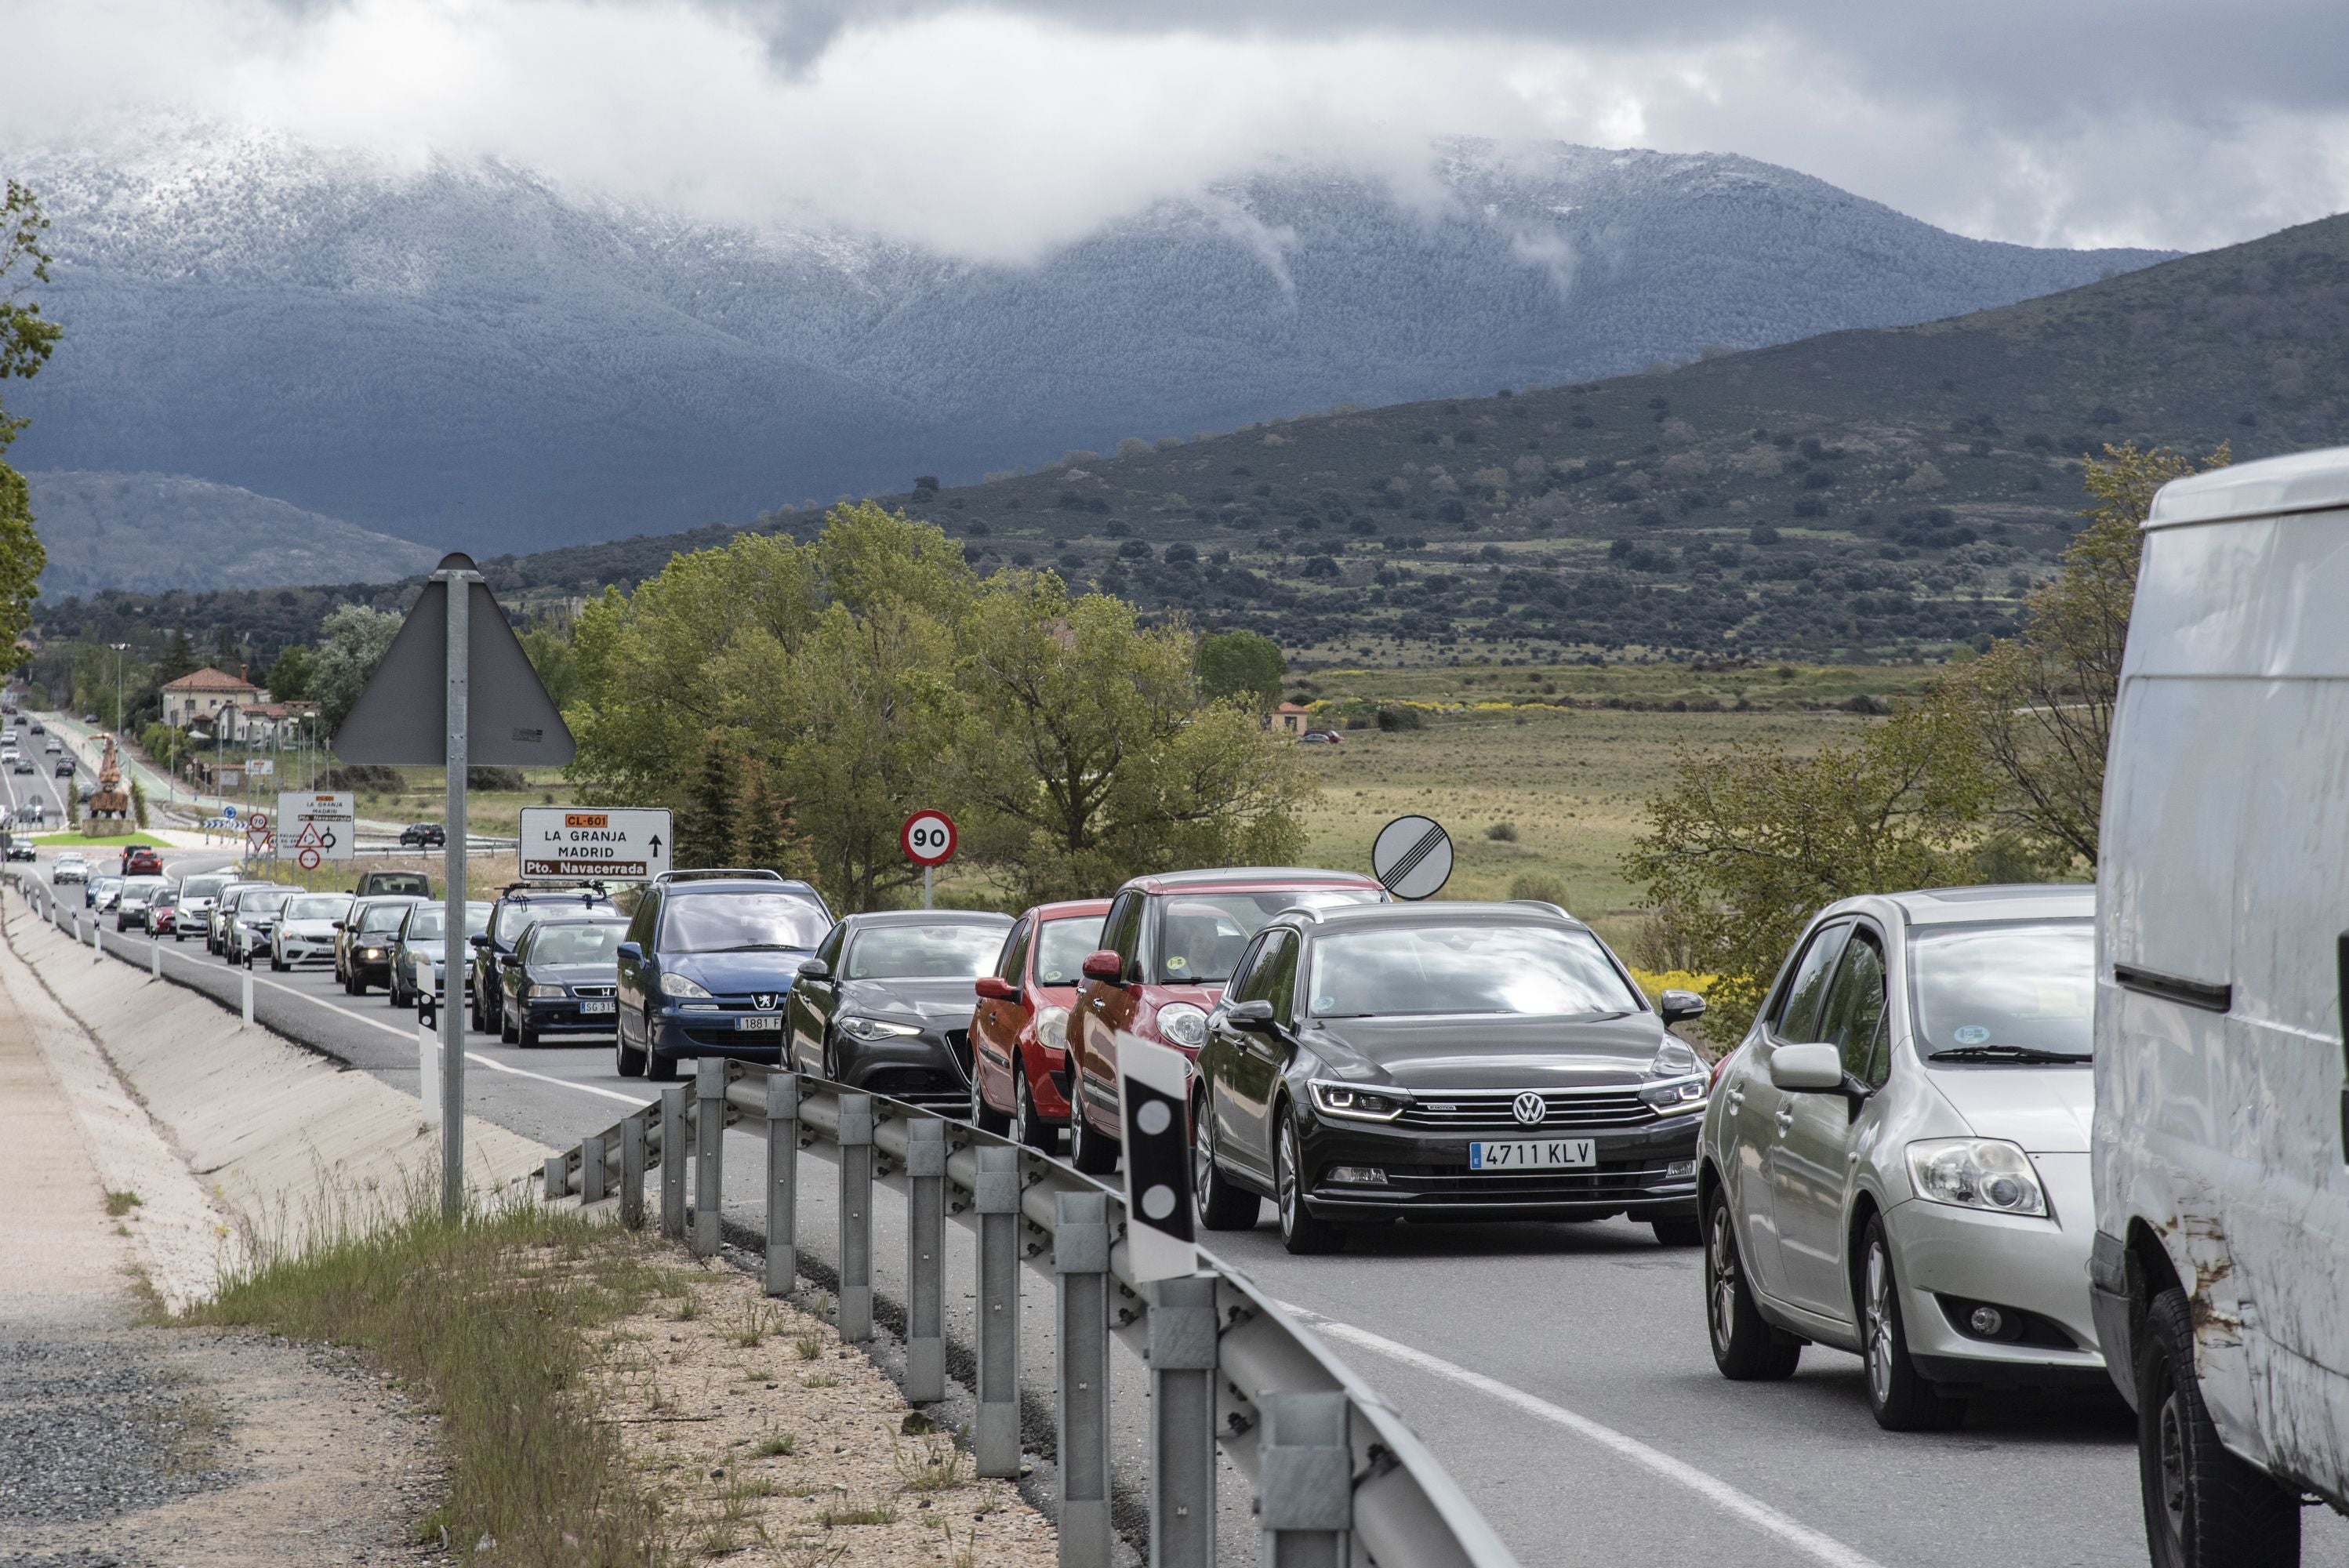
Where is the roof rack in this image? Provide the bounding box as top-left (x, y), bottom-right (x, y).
top-left (652, 868), bottom-right (788, 885)
top-left (498, 879), bottom-right (615, 898)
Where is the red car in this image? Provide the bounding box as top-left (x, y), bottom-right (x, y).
top-left (1066, 868), bottom-right (1387, 1174)
top-left (122, 846), bottom-right (162, 877)
top-left (968, 899), bottom-right (1111, 1150)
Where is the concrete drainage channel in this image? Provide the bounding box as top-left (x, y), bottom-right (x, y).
top-left (17, 875), bottom-right (1519, 1568)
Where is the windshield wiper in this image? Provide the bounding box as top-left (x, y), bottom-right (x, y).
top-left (706, 942), bottom-right (804, 953)
top-left (1928, 1045), bottom-right (2092, 1064)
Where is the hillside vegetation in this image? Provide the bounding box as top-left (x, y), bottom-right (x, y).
top-left (34, 209), bottom-right (2345, 666)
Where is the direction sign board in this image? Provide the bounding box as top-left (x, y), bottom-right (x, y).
top-left (278, 792), bottom-right (356, 864)
top-left (901, 810), bottom-right (957, 867)
top-left (1371, 814), bottom-right (1453, 900)
top-left (246, 758), bottom-right (275, 779)
top-left (519, 807), bottom-right (672, 882)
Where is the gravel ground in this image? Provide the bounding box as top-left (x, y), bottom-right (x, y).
top-left (0, 1328), bottom-right (227, 1530)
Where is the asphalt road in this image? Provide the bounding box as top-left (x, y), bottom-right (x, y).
top-left (20, 848), bottom-right (2349, 1568)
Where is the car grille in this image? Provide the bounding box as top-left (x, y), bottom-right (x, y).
top-left (1361, 1158), bottom-right (1683, 1205)
top-left (572, 983), bottom-right (616, 998)
top-left (1393, 1088), bottom-right (1657, 1133)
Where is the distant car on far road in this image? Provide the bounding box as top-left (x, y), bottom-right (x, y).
top-left (227, 887), bottom-right (294, 966)
top-left (114, 876), bottom-right (169, 931)
top-left (4, 838), bottom-right (34, 862)
top-left (172, 872), bottom-right (237, 945)
top-left (52, 851), bottom-right (88, 885)
top-left (1299, 729), bottom-right (1342, 745)
top-left (9, 757), bottom-right (28, 775)
top-left (270, 892), bottom-right (354, 971)
top-left (400, 823), bottom-right (446, 848)
top-left (53, 757), bottom-right (71, 776)
top-left (207, 882), bottom-right (274, 955)
top-left (122, 846), bottom-right (162, 877)
top-left (144, 887), bottom-right (180, 937)
top-left (339, 895), bottom-right (425, 994)
top-left (353, 869), bottom-right (432, 899)
top-left (390, 901), bottom-right (492, 1010)
top-left (88, 874), bottom-right (124, 912)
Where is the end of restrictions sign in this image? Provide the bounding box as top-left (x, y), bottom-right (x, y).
top-left (519, 807), bottom-right (673, 882)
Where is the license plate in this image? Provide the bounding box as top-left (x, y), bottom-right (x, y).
top-left (580, 999), bottom-right (615, 1015)
top-left (1469, 1138), bottom-right (1596, 1171)
top-left (735, 1014), bottom-right (782, 1032)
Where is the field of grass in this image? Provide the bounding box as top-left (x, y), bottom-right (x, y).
top-left (1288, 657), bottom-right (1937, 713)
top-left (347, 767), bottom-right (579, 837)
top-left (1292, 702), bottom-right (1866, 949)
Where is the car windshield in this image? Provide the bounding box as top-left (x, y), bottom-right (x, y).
top-left (285, 895), bottom-right (349, 920)
top-left (1306, 923), bottom-right (1643, 1018)
top-left (91, 877), bottom-right (122, 893)
top-left (405, 906), bottom-right (491, 942)
top-left (240, 890), bottom-right (290, 915)
top-left (360, 902), bottom-right (416, 932)
top-left (181, 875), bottom-right (231, 900)
top-left (1153, 890), bottom-right (1381, 984)
top-left (530, 924), bottom-right (629, 964)
top-left (1033, 915), bottom-right (1106, 985)
top-left (661, 892), bottom-right (830, 954)
top-left (122, 877), bottom-right (166, 898)
top-left (845, 923), bottom-right (1007, 981)
top-left (1910, 919), bottom-right (2094, 1062)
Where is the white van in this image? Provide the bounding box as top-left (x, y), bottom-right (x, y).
top-left (2094, 445), bottom-right (2349, 1566)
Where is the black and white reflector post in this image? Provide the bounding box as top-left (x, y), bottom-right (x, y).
top-left (1117, 1036), bottom-right (1197, 1283)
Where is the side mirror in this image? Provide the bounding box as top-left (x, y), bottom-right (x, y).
top-left (1659, 989), bottom-right (1707, 1026)
top-left (1768, 1041), bottom-right (1846, 1093)
top-left (974, 975), bottom-right (1018, 1003)
top-left (467, 933), bottom-right (488, 949)
top-left (332, 920), bottom-right (347, 931)
top-left (1222, 998), bottom-right (1276, 1030)
top-left (797, 957), bottom-right (832, 981)
top-left (1081, 949), bottom-right (1125, 984)
top-left (615, 941), bottom-right (642, 964)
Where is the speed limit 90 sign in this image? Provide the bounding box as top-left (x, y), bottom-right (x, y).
top-left (901, 810), bottom-right (957, 867)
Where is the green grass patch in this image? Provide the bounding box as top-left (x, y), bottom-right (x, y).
top-left (103, 1189), bottom-right (143, 1218)
top-left (31, 832), bottom-right (167, 849)
top-left (183, 1192), bottom-right (673, 1566)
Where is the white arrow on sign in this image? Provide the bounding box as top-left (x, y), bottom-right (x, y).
top-left (518, 806), bottom-right (673, 883)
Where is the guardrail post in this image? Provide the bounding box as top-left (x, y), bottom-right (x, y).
top-left (973, 1145), bottom-right (1022, 1478)
top-left (903, 1118), bottom-right (946, 1402)
top-left (241, 970), bottom-right (253, 1027)
top-left (660, 1084), bottom-right (688, 1240)
top-left (764, 1073), bottom-right (799, 1297)
top-left (693, 1058), bottom-right (724, 1257)
top-left (149, 941), bottom-right (160, 978)
top-left (1055, 1189), bottom-right (1113, 1568)
top-left (1258, 1391), bottom-right (1352, 1568)
top-left (581, 1131), bottom-right (606, 1205)
top-left (543, 1153), bottom-right (566, 1203)
top-left (620, 1112), bottom-right (647, 1229)
top-left (1149, 1275), bottom-right (1219, 1568)
top-left (836, 1093), bottom-right (874, 1341)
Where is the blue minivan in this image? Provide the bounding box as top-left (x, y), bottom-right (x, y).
top-left (614, 871), bottom-right (835, 1080)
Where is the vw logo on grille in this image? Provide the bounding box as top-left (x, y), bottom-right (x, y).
top-left (754, 993), bottom-right (779, 1011)
top-left (1512, 1091), bottom-right (1548, 1126)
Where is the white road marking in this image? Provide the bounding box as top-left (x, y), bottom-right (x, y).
top-left (1287, 1307), bottom-right (1889, 1568)
top-left (136, 935), bottom-right (651, 1108)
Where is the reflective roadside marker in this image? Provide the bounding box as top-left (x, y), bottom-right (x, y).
top-left (1119, 1035), bottom-right (1196, 1283)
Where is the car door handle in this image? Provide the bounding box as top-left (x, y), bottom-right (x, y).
top-left (1725, 1089), bottom-right (1744, 1113)
top-left (1773, 1108), bottom-right (1794, 1132)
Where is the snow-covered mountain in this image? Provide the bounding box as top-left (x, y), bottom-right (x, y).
top-left (6, 130), bottom-right (2173, 557)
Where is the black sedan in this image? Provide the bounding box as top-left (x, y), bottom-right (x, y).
top-left (1191, 901), bottom-right (1710, 1254)
top-left (400, 822), bottom-right (447, 848)
top-left (497, 916), bottom-right (630, 1047)
top-left (786, 909), bottom-right (1013, 1110)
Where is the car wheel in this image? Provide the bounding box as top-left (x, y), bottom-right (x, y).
top-left (1193, 1093), bottom-right (1260, 1232)
top-left (2139, 1285), bottom-right (2302, 1568)
top-left (1274, 1113), bottom-right (1342, 1254)
top-left (1014, 1069), bottom-right (1056, 1153)
top-left (647, 1049), bottom-right (680, 1083)
top-left (1069, 1094), bottom-right (1119, 1175)
top-left (1860, 1216), bottom-right (1966, 1431)
top-left (516, 1021), bottom-right (538, 1049)
top-left (1653, 1216), bottom-right (1702, 1247)
top-left (1705, 1189), bottom-right (1803, 1381)
top-left (615, 1026), bottom-right (646, 1078)
top-left (971, 1062), bottom-right (1011, 1135)
top-left (500, 1008), bottom-right (517, 1046)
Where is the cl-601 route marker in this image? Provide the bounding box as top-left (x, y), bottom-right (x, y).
top-left (519, 806), bottom-right (673, 882)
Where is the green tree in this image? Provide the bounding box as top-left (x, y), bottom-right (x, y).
top-left (1954, 441), bottom-right (2229, 869)
top-left (311, 605), bottom-right (404, 733)
top-left (737, 760), bottom-right (803, 880)
top-left (957, 576), bottom-right (1314, 903)
top-left (1196, 629), bottom-right (1285, 712)
top-left (1625, 691), bottom-right (1995, 1037)
top-left (154, 627), bottom-right (199, 687)
top-left (264, 642), bottom-right (317, 702)
top-left (674, 731), bottom-right (744, 869)
top-left (0, 181), bottom-right (59, 666)
top-left (519, 623), bottom-right (579, 713)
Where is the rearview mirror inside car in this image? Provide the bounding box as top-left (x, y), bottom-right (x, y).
top-left (1223, 998), bottom-right (1276, 1030)
top-left (1768, 1040), bottom-right (1845, 1092)
top-left (797, 957), bottom-right (831, 981)
top-left (1659, 988), bottom-right (1707, 1025)
top-left (974, 975), bottom-right (1018, 1003)
top-left (1080, 949), bottom-right (1124, 984)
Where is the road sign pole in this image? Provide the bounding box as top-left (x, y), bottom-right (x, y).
top-left (440, 561), bottom-right (472, 1219)
top-left (924, 863), bottom-right (932, 909)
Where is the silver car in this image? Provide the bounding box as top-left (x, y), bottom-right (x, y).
top-left (1697, 884), bottom-right (2100, 1430)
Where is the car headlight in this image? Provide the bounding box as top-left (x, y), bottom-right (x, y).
top-left (1033, 1004), bottom-right (1071, 1053)
top-left (1155, 1002), bottom-right (1208, 1050)
top-left (1639, 1075), bottom-right (1708, 1113)
top-left (659, 972), bottom-right (712, 1000)
top-left (528, 983), bottom-right (567, 1000)
top-left (1308, 1079), bottom-right (1409, 1122)
top-left (361, 946), bottom-right (383, 959)
top-left (840, 1015), bottom-right (921, 1042)
top-left (1906, 1138), bottom-right (2049, 1218)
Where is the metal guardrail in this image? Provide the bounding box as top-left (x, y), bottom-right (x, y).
top-left (548, 1058), bottom-right (1520, 1568)
top-left (7, 871), bottom-right (1516, 1568)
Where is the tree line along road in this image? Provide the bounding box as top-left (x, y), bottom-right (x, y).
top-left (29, 848), bottom-right (2349, 1568)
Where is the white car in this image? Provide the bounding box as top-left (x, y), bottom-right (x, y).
top-left (2093, 445), bottom-right (2349, 1563)
top-left (114, 875), bottom-right (168, 931)
top-left (1699, 884), bottom-right (2100, 1430)
top-left (171, 871), bottom-right (236, 945)
top-left (52, 852), bottom-right (87, 885)
top-left (270, 892), bottom-right (354, 971)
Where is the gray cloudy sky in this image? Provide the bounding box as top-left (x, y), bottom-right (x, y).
top-left (13, 0), bottom-right (2349, 260)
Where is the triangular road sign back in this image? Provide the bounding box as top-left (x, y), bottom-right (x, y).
top-left (333, 555), bottom-right (576, 767)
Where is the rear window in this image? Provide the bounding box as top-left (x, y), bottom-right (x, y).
top-left (660, 892), bottom-right (831, 955)
top-left (1151, 889), bottom-right (1381, 985)
top-left (365, 873), bottom-right (431, 897)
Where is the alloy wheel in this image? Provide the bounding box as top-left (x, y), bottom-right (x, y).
top-left (1865, 1240), bottom-right (1897, 1408)
top-left (2157, 1386), bottom-right (2191, 1551)
top-left (1277, 1123), bottom-right (1301, 1235)
top-left (1194, 1108), bottom-right (1218, 1207)
top-left (1707, 1207), bottom-right (1740, 1356)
